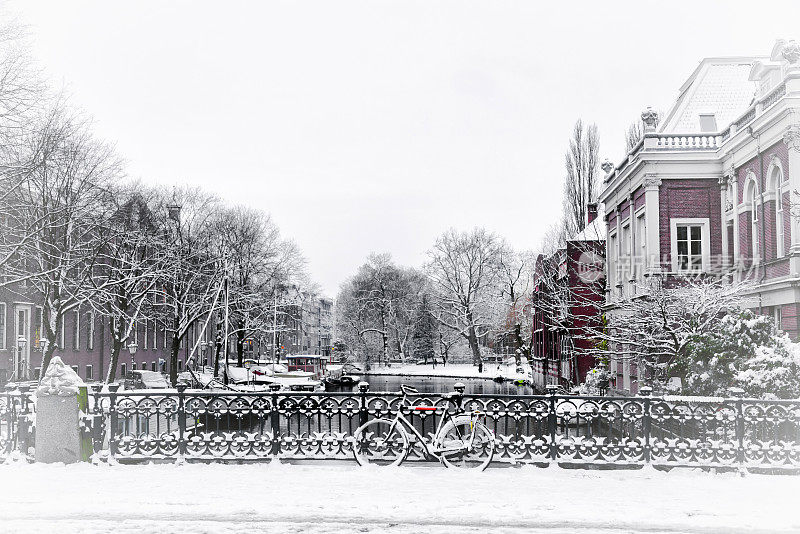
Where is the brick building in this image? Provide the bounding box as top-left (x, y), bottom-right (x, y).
top-left (599, 40), bottom-right (800, 394)
top-left (0, 284), bottom-right (205, 384)
top-left (531, 208), bottom-right (605, 389)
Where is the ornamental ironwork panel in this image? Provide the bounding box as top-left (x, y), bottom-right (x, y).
top-left (88, 386), bottom-right (800, 471)
top-left (1, 386), bottom-right (36, 460)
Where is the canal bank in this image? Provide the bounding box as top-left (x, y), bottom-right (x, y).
top-left (351, 373), bottom-right (539, 395)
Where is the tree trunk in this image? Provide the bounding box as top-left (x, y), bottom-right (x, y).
top-left (236, 330), bottom-right (244, 367)
top-left (105, 337), bottom-right (123, 383)
top-left (170, 333), bottom-right (180, 386)
top-left (40, 342), bottom-right (56, 381)
top-left (512, 324), bottom-right (532, 365)
top-left (213, 340), bottom-right (221, 377)
top-left (467, 324), bottom-right (483, 373)
top-left (381, 333), bottom-right (389, 367)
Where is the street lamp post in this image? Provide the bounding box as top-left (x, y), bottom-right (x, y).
top-left (15, 335), bottom-right (27, 381)
top-left (199, 340), bottom-right (208, 370)
top-left (127, 341), bottom-right (138, 374)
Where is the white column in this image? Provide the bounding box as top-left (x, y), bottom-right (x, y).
top-left (720, 176), bottom-right (728, 268)
top-left (643, 175), bottom-right (662, 274)
top-left (731, 173), bottom-right (740, 267)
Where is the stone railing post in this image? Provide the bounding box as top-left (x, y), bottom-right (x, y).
top-left (34, 356), bottom-right (86, 464)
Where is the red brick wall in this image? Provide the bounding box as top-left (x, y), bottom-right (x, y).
top-left (735, 140), bottom-right (790, 273)
top-left (658, 179), bottom-right (721, 269)
top-left (633, 186), bottom-right (646, 211)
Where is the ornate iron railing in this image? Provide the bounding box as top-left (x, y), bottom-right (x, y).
top-left (1, 384), bottom-right (36, 460)
top-left (83, 383), bottom-right (800, 470)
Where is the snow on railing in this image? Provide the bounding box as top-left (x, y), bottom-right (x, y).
top-left (75, 384), bottom-right (800, 472)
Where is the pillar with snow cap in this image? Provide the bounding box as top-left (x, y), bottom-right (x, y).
top-left (34, 356), bottom-right (90, 463)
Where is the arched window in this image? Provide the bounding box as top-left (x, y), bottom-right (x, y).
top-left (770, 162), bottom-right (785, 258)
top-left (748, 177), bottom-right (759, 261)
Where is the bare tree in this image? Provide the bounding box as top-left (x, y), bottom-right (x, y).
top-left (562, 119), bottom-right (599, 236)
top-left (426, 228), bottom-right (502, 373)
top-left (583, 276), bottom-right (753, 388)
top-left (496, 246), bottom-right (536, 364)
top-left (212, 205), bottom-right (305, 366)
top-left (625, 121), bottom-right (643, 153)
top-left (90, 185), bottom-right (167, 383)
top-left (334, 254), bottom-right (421, 369)
top-left (155, 186), bottom-right (223, 386)
top-left (9, 104), bottom-right (122, 376)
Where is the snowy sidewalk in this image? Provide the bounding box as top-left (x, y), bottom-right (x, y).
top-left (0, 461), bottom-right (798, 533)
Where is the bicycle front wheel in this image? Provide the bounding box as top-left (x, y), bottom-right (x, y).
top-left (437, 416), bottom-right (495, 470)
top-left (352, 418), bottom-right (409, 467)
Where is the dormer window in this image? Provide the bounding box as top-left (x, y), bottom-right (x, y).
top-left (699, 113), bottom-right (717, 132)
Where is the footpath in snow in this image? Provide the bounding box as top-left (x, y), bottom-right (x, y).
top-left (0, 461), bottom-right (798, 533)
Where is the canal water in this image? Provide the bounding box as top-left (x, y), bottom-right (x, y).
top-left (330, 374), bottom-right (539, 396)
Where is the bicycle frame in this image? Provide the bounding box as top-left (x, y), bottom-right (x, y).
top-left (385, 396), bottom-right (481, 461)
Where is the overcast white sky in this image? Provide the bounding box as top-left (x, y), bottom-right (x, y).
top-left (7, 1), bottom-right (800, 295)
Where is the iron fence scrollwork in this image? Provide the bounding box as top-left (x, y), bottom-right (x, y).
top-left (9, 380), bottom-right (799, 472)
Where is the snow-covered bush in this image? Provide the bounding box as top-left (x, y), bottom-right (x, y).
top-left (675, 309), bottom-right (800, 399)
top-left (574, 366), bottom-right (609, 395)
top-left (679, 311), bottom-right (774, 397)
top-left (736, 333), bottom-right (800, 399)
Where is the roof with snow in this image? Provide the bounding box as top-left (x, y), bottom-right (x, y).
top-left (570, 208), bottom-right (606, 242)
top-left (659, 57), bottom-right (763, 134)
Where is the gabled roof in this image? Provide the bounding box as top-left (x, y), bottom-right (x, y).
top-left (658, 57), bottom-right (763, 134)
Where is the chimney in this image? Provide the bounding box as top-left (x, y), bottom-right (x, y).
top-left (587, 202), bottom-right (598, 226)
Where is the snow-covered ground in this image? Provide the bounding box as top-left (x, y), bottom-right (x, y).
top-left (0, 461), bottom-right (797, 533)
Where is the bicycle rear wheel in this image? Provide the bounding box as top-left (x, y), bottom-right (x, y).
top-left (352, 419), bottom-right (409, 467)
top-left (437, 416), bottom-right (494, 470)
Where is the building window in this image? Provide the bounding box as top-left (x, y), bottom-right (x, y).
top-left (151, 361), bottom-right (156, 372)
top-left (143, 319), bottom-right (148, 350)
top-left (178, 360), bottom-right (183, 371)
top-left (71, 365), bottom-right (79, 375)
top-left (152, 320), bottom-right (158, 350)
top-left (698, 113), bottom-right (717, 132)
top-left (676, 226), bottom-right (702, 271)
top-left (121, 363), bottom-right (127, 377)
top-left (670, 218), bottom-right (710, 272)
top-left (749, 179), bottom-right (759, 260)
top-left (34, 306), bottom-right (42, 349)
top-left (87, 312), bottom-right (94, 351)
top-left (58, 315), bottom-right (65, 350)
top-left (636, 211), bottom-right (646, 279)
top-left (73, 310), bottom-right (80, 351)
top-left (0, 302), bottom-right (5, 350)
top-left (771, 163), bottom-right (785, 258)
top-left (85, 365), bottom-right (93, 380)
top-left (608, 231), bottom-right (618, 289)
top-left (775, 306), bottom-right (783, 332)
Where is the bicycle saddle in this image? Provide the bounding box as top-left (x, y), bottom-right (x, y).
top-left (400, 384), bottom-right (418, 395)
